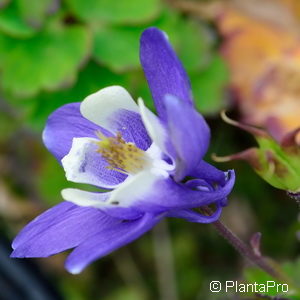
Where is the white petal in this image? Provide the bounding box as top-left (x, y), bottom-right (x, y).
top-left (138, 98), bottom-right (169, 155)
top-left (61, 188), bottom-right (142, 219)
top-left (61, 170), bottom-right (164, 209)
top-left (80, 86), bottom-right (139, 129)
top-left (146, 143), bottom-right (175, 174)
top-left (107, 170), bottom-right (165, 206)
top-left (61, 188), bottom-right (110, 208)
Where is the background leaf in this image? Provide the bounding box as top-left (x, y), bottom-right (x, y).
top-left (20, 62), bottom-right (128, 131)
top-left (93, 25), bottom-right (143, 72)
top-left (0, 1), bottom-right (36, 37)
top-left (244, 260), bottom-right (300, 299)
top-left (65, 0), bottom-right (161, 25)
top-left (0, 19), bottom-right (91, 98)
top-left (191, 55), bottom-right (230, 114)
top-left (16, 0), bottom-right (55, 28)
top-left (1, 1), bottom-right (298, 300)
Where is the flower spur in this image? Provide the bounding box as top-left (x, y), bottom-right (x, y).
top-left (11, 27), bottom-right (235, 274)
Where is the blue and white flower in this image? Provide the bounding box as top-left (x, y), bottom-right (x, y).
top-left (11, 27), bottom-right (235, 274)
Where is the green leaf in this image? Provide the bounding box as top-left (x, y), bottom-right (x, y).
top-left (176, 19), bottom-right (212, 72)
top-left (92, 9), bottom-right (215, 74)
top-left (93, 25), bottom-right (142, 72)
top-left (282, 258), bottom-right (300, 289)
top-left (0, 1), bottom-right (36, 37)
top-left (0, 20), bottom-right (91, 98)
top-left (19, 62), bottom-right (128, 131)
top-left (0, 0), bottom-right (55, 37)
top-left (244, 260), bottom-right (300, 299)
top-left (65, 0), bottom-right (161, 25)
top-left (191, 55), bottom-right (229, 115)
top-left (16, 0), bottom-right (54, 29)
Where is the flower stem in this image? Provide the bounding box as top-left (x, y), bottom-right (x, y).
top-left (201, 207), bottom-right (282, 280)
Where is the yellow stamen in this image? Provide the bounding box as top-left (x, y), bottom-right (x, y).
top-left (96, 132), bottom-right (149, 175)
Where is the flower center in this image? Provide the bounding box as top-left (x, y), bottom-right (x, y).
top-left (96, 132), bottom-right (150, 175)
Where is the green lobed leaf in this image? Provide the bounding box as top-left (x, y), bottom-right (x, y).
top-left (93, 25), bottom-right (143, 72)
top-left (191, 54), bottom-right (229, 115)
top-left (0, 1), bottom-right (36, 37)
top-left (17, 62), bottom-right (128, 131)
top-left (65, 0), bottom-right (161, 25)
top-left (16, 0), bottom-right (55, 29)
top-left (175, 19), bottom-right (212, 72)
top-left (92, 9), bottom-right (215, 82)
top-left (0, 20), bottom-right (91, 98)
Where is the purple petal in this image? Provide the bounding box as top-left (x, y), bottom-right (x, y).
top-left (62, 137), bottom-right (127, 189)
top-left (164, 95), bottom-right (210, 180)
top-left (44, 104), bottom-right (151, 189)
top-left (65, 213), bottom-right (162, 274)
top-left (110, 109), bottom-right (151, 151)
top-left (190, 161), bottom-right (227, 186)
top-left (140, 27), bottom-right (193, 119)
top-left (167, 202), bottom-right (223, 223)
top-left (43, 103), bottom-right (151, 160)
top-left (79, 86), bottom-right (151, 150)
top-left (133, 170), bottom-right (235, 213)
top-left (11, 203), bottom-right (121, 258)
top-left (185, 177), bottom-right (228, 207)
top-left (12, 202), bottom-right (75, 250)
top-left (185, 178), bottom-right (214, 191)
top-left (42, 103), bottom-right (103, 162)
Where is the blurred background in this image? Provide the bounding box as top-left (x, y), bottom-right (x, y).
top-left (0, 0), bottom-right (300, 299)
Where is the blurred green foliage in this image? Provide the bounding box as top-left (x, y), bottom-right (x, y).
top-left (0, 0), bottom-right (228, 120)
top-left (244, 258), bottom-right (300, 299)
top-left (0, 1), bottom-right (299, 300)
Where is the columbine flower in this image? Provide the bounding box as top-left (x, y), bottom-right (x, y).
top-left (11, 28), bottom-right (235, 274)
